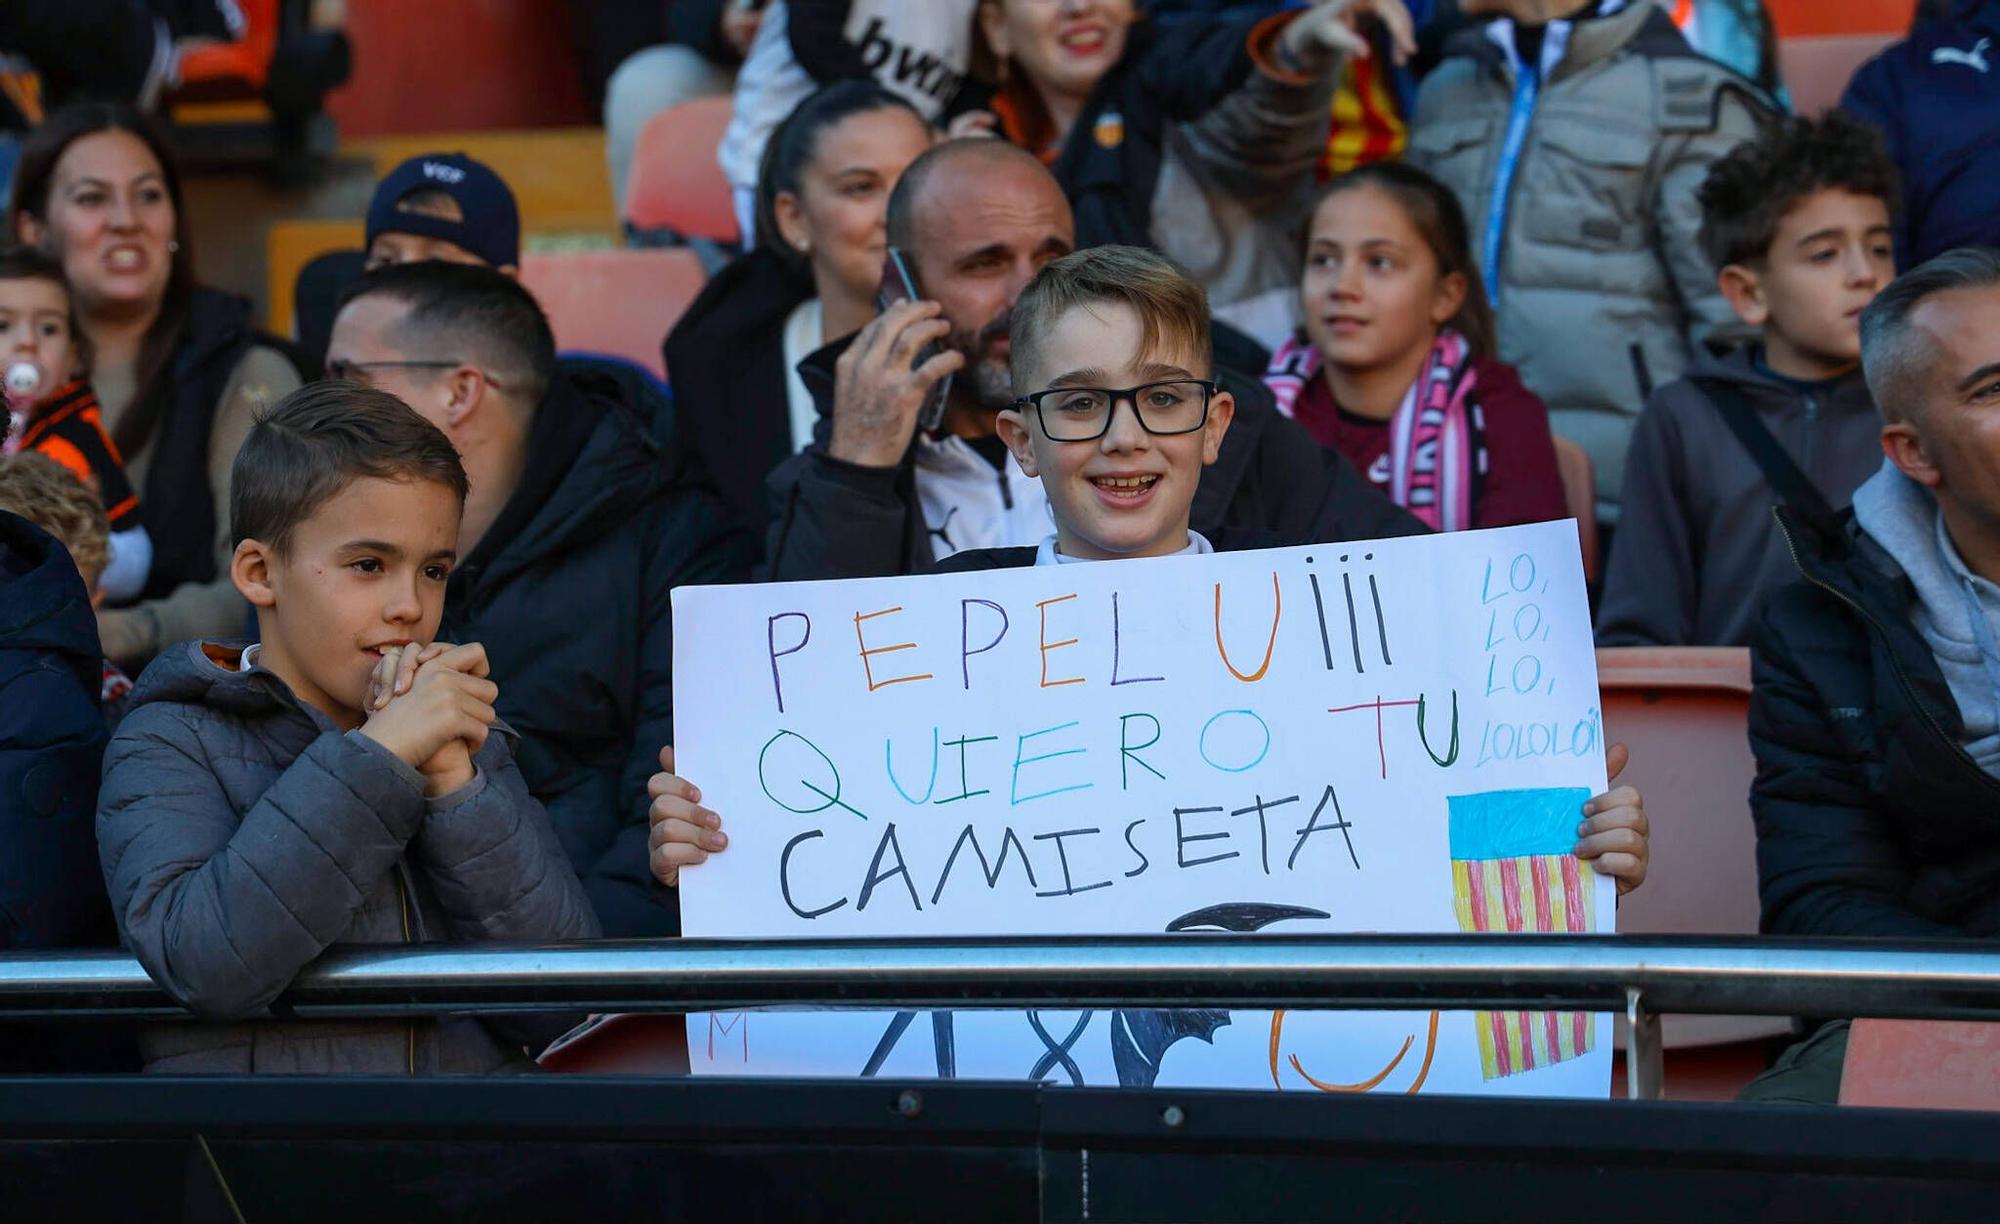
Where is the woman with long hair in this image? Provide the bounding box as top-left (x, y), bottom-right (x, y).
top-left (10, 102), bottom-right (303, 667)
top-left (665, 80), bottom-right (934, 545)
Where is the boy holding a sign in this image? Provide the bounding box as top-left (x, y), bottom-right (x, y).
top-left (649, 247), bottom-right (1650, 900)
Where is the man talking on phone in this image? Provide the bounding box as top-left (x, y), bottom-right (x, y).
top-left (764, 139), bottom-right (1421, 580)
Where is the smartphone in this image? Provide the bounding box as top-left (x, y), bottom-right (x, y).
top-left (878, 246), bottom-right (953, 433)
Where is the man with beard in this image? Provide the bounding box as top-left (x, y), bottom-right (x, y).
top-left (761, 139), bottom-right (1419, 580)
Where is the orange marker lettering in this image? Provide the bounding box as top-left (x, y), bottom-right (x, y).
top-left (1036, 594), bottom-right (1085, 688)
top-left (1214, 572), bottom-right (1282, 682)
top-left (854, 607), bottom-right (934, 692)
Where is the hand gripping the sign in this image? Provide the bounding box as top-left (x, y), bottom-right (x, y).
top-left (1573, 742), bottom-right (1648, 897)
top-left (648, 745), bottom-right (728, 887)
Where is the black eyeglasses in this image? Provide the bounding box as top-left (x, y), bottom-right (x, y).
top-left (325, 359), bottom-right (503, 390)
top-left (1014, 380), bottom-right (1216, 442)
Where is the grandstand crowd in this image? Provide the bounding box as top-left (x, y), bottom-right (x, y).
top-left (0, 0), bottom-right (1996, 1111)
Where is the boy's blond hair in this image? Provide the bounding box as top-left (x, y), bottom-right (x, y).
top-left (0, 452), bottom-right (110, 587)
top-left (1009, 246), bottom-right (1213, 393)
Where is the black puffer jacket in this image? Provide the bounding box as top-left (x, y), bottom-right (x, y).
top-left (1751, 506), bottom-right (2000, 939)
top-left (0, 511), bottom-right (116, 951)
top-left (662, 247), bottom-right (816, 546)
top-left (763, 334), bottom-right (1425, 582)
top-left (439, 366), bottom-right (753, 938)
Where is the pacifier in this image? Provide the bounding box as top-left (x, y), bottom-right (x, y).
top-left (3, 360), bottom-right (37, 400)
top-left (2, 361), bottom-right (37, 457)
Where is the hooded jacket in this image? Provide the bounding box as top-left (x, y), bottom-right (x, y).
top-left (439, 365), bottom-right (753, 938)
top-left (762, 334), bottom-right (1426, 582)
top-left (1842, 1), bottom-right (2000, 268)
top-left (1751, 502), bottom-right (2000, 940)
top-left (1407, 1), bottom-right (1771, 520)
top-left (0, 511), bottom-right (116, 952)
top-left (1597, 346), bottom-right (1882, 647)
top-left (97, 640), bottom-right (600, 1073)
top-left (662, 246), bottom-right (818, 546)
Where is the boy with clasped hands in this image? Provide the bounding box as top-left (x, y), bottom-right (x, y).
top-left (96, 383), bottom-right (596, 1073)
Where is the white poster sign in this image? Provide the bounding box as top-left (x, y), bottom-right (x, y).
top-left (672, 521), bottom-right (1612, 1097)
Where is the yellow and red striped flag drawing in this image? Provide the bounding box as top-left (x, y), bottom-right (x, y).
top-left (1449, 788), bottom-right (1597, 1080)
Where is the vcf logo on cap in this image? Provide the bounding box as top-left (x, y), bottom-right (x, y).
top-left (423, 160), bottom-right (468, 184)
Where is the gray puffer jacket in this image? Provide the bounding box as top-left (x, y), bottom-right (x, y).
top-left (1407, 1), bottom-right (1772, 520)
top-left (97, 641), bottom-right (601, 1073)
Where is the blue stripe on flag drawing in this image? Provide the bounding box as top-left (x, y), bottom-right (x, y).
top-left (1448, 787), bottom-right (1590, 860)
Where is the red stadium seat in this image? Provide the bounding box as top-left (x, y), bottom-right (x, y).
top-left (624, 96), bottom-right (740, 244)
top-left (1598, 647), bottom-right (1789, 1050)
top-left (1778, 33), bottom-right (1897, 117)
top-left (1842, 1020), bottom-right (2000, 1110)
top-left (173, 0), bottom-right (279, 98)
top-left (518, 248), bottom-right (708, 382)
top-left (1551, 435), bottom-right (1599, 584)
top-left (540, 1014), bottom-right (690, 1074)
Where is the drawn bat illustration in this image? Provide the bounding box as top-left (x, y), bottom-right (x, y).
top-left (1165, 902), bottom-right (1333, 934)
top-left (1111, 902), bottom-right (1335, 1087)
top-left (1109, 1008), bottom-right (1232, 1088)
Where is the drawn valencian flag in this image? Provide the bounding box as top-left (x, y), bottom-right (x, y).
top-left (1447, 788), bottom-right (1597, 1080)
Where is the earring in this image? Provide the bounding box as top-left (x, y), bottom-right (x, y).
top-left (794, 239), bottom-right (810, 255)
top-left (167, 240), bottom-right (180, 253)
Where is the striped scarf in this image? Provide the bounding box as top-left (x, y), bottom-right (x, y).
top-left (1264, 329), bottom-right (1484, 532)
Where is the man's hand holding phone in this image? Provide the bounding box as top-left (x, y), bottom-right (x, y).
top-left (827, 287), bottom-right (965, 468)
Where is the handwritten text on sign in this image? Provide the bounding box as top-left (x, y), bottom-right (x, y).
top-left (672, 522), bottom-right (1612, 1097)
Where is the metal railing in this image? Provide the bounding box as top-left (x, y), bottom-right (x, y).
top-left (5, 934), bottom-right (2000, 1100)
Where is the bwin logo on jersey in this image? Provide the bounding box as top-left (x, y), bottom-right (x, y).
top-left (1933, 37), bottom-right (1990, 74)
top-left (422, 161), bottom-right (468, 184)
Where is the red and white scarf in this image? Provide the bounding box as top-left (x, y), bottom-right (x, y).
top-left (1264, 329), bottom-right (1484, 532)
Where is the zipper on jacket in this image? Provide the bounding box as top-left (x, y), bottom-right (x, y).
top-left (1776, 512), bottom-right (2000, 795)
top-left (1481, 56), bottom-right (1543, 307)
top-left (396, 867), bottom-right (416, 1074)
top-left (1628, 345), bottom-right (1654, 404)
top-left (1801, 394), bottom-right (1819, 475)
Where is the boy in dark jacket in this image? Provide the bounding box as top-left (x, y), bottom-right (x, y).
top-left (1598, 113), bottom-right (1898, 647)
top-left (1744, 249), bottom-right (2000, 1103)
top-left (96, 383), bottom-right (599, 1074)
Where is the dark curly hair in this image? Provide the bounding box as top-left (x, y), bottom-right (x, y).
top-left (1697, 111), bottom-right (1902, 271)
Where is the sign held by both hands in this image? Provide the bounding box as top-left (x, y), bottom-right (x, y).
top-left (671, 521), bottom-right (1613, 1097)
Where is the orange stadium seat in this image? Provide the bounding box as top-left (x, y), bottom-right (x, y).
top-left (624, 96), bottom-right (740, 244)
top-left (519, 248), bottom-right (709, 382)
top-left (1597, 646), bottom-right (1788, 1051)
top-left (1551, 436), bottom-right (1599, 585)
top-left (172, 0), bottom-right (280, 99)
top-left (1778, 33), bottom-right (1898, 117)
top-left (539, 1014), bottom-right (690, 1075)
top-left (1841, 1020), bottom-right (2000, 1110)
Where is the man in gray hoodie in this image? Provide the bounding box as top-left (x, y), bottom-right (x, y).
top-left (96, 383), bottom-right (599, 1074)
top-left (1743, 248), bottom-right (2000, 1104)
